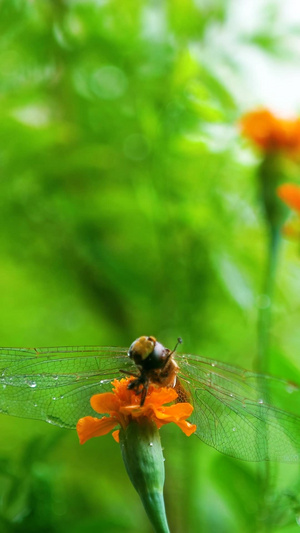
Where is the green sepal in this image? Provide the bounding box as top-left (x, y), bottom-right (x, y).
top-left (119, 419), bottom-right (170, 533)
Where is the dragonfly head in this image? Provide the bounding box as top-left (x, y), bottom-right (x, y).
top-left (128, 336), bottom-right (169, 370)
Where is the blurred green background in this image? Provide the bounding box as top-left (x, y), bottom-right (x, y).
top-left (1, 0), bottom-right (300, 532)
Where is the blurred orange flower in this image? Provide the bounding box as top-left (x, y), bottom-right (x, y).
top-left (240, 109), bottom-right (300, 155)
top-left (277, 183), bottom-right (300, 212)
top-left (277, 183), bottom-right (300, 239)
top-left (76, 377), bottom-right (196, 444)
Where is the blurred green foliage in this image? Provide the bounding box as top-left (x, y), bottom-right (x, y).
top-left (1, 0), bottom-right (300, 532)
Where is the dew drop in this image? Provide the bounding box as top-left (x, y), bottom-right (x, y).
top-left (28, 381), bottom-right (37, 388)
top-left (211, 363), bottom-right (215, 367)
top-left (258, 399), bottom-right (264, 404)
top-left (149, 442), bottom-right (153, 447)
top-left (2, 384), bottom-right (6, 389)
top-left (232, 427), bottom-right (236, 432)
top-left (46, 415), bottom-right (57, 425)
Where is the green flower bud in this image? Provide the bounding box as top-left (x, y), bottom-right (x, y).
top-left (119, 418), bottom-right (170, 533)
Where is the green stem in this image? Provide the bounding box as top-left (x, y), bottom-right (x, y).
top-left (256, 224), bottom-right (281, 533)
top-left (256, 224), bottom-right (281, 374)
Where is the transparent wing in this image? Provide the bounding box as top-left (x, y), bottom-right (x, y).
top-left (177, 353), bottom-right (300, 462)
top-left (0, 346), bottom-right (133, 428)
top-left (2, 346), bottom-right (300, 462)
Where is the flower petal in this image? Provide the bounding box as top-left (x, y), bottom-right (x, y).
top-left (112, 429), bottom-right (120, 443)
top-left (76, 416), bottom-right (118, 444)
top-left (91, 392), bottom-right (120, 413)
top-left (151, 402), bottom-right (194, 421)
top-left (175, 419), bottom-right (197, 436)
top-left (144, 387), bottom-right (178, 406)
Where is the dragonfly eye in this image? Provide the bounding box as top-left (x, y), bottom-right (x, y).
top-left (128, 336), bottom-right (168, 369)
top-left (144, 341), bottom-right (168, 369)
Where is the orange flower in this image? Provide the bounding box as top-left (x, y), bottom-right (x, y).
top-left (240, 109), bottom-right (300, 155)
top-left (277, 183), bottom-right (300, 239)
top-left (76, 377), bottom-right (196, 444)
top-left (277, 183), bottom-right (300, 212)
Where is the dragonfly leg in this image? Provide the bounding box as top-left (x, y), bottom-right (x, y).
top-left (127, 371), bottom-right (149, 406)
top-left (140, 382), bottom-right (149, 406)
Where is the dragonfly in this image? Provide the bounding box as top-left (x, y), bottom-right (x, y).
top-left (1, 337), bottom-right (300, 463)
